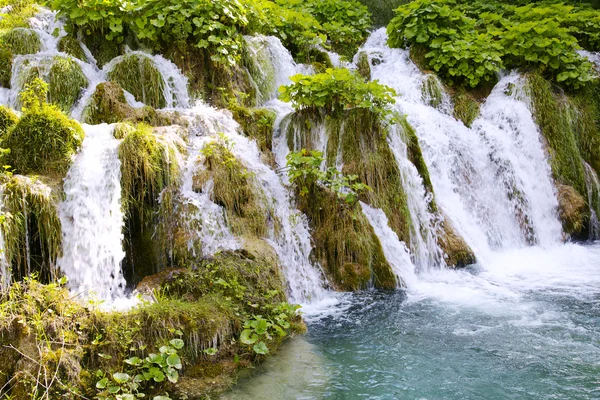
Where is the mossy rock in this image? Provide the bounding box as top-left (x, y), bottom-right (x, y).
top-left (422, 74), bottom-right (444, 109)
top-left (3, 105), bottom-right (84, 176)
top-left (0, 105), bottom-right (18, 138)
top-left (297, 184), bottom-right (396, 291)
top-left (194, 138), bottom-right (269, 238)
top-left (80, 30), bottom-right (123, 67)
top-left (82, 81), bottom-right (177, 125)
top-left (571, 79), bottom-right (600, 178)
top-left (356, 51), bottom-right (371, 81)
top-left (438, 216), bottom-right (476, 268)
top-left (57, 36), bottom-right (87, 62)
top-left (47, 56), bottom-right (88, 112)
top-left (231, 106), bottom-right (276, 164)
top-left (304, 48), bottom-right (334, 72)
top-left (0, 43), bottom-right (12, 88)
top-left (400, 116), bottom-right (435, 196)
top-left (242, 37), bottom-right (277, 105)
top-left (452, 89), bottom-right (480, 127)
top-left (556, 184), bottom-right (587, 239)
top-left (527, 74), bottom-right (587, 198)
top-left (287, 108), bottom-right (413, 246)
top-left (1, 28), bottom-right (41, 55)
top-left (2, 175), bottom-right (62, 283)
top-left (108, 54), bottom-right (166, 109)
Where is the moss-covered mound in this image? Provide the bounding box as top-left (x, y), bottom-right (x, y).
top-left (107, 54), bottom-right (166, 109)
top-left (0, 105), bottom-right (18, 138)
top-left (1, 175), bottom-right (62, 284)
top-left (194, 138), bottom-right (268, 238)
top-left (0, 44), bottom-right (12, 88)
top-left (82, 81), bottom-right (176, 126)
top-left (1, 28), bottom-right (41, 55)
top-left (3, 100), bottom-right (83, 176)
top-left (0, 250), bottom-right (302, 399)
top-left (356, 51), bottom-right (371, 81)
top-left (57, 35), bottom-right (87, 61)
top-left (231, 106), bottom-right (276, 164)
top-left (47, 56), bottom-right (88, 112)
top-left (297, 183), bottom-right (396, 290)
top-left (287, 108), bottom-right (413, 246)
top-left (452, 89), bottom-right (480, 127)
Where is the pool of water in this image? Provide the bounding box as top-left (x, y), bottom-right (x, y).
top-left (222, 243), bottom-right (600, 399)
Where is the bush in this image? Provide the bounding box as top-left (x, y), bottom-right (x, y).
top-left (0, 28), bottom-right (41, 55)
top-left (2, 79), bottom-right (84, 175)
top-left (0, 105), bottom-right (18, 138)
top-left (387, 0), bottom-right (596, 88)
top-left (279, 68), bottom-right (396, 116)
top-left (47, 56), bottom-right (88, 112)
top-left (108, 54), bottom-right (166, 109)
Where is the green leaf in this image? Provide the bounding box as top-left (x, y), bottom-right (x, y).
top-left (253, 341), bottom-right (269, 355)
top-left (170, 339), bottom-right (184, 349)
top-left (240, 329), bottom-right (258, 345)
top-left (166, 354), bottom-right (182, 369)
top-left (112, 372), bottom-right (130, 384)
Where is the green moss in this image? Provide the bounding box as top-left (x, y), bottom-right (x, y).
top-left (242, 37), bottom-right (277, 105)
top-left (108, 54), bottom-right (166, 109)
top-left (422, 74), bottom-right (444, 109)
top-left (356, 51), bottom-right (371, 81)
top-left (304, 48), bottom-right (334, 73)
top-left (438, 215), bottom-right (475, 267)
top-left (81, 31), bottom-right (122, 67)
top-left (0, 0), bottom-right (38, 30)
top-left (0, 105), bottom-right (18, 138)
top-left (0, 43), bottom-right (12, 88)
top-left (399, 116), bottom-right (435, 198)
top-left (556, 183), bottom-right (587, 239)
top-left (571, 79), bottom-right (600, 177)
top-left (82, 82), bottom-right (176, 125)
top-left (231, 106), bottom-right (276, 162)
top-left (297, 183), bottom-right (395, 290)
top-left (119, 123), bottom-right (180, 225)
top-left (527, 74), bottom-right (587, 197)
top-left (1, 28), bottom-right (40, 55)
top-left (452, 89), bottom-right (480, 127)
top-left (194, 138), bottom-right (268, 238)
top-left (57, 36), bottom-right (87, 62)
top-left (47, 56), bottom-right (88, 112)
top-left (410, 44), bottom-right (430, 72)
top-left (3, 104), bottom-right (84, 176)
top-left (1, 175), bottom-right (62, 283)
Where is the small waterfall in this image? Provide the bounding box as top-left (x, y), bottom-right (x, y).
top-left (57, 124), bottom-right (127, 300)
top-left (584, 163), bottom-right (600, 240)
top-left (184, 104), bottom-right (326, 303)
top-left (360, 202), bottom-right (417, 288)
top-left (360, 29), bottom-right (563, 261)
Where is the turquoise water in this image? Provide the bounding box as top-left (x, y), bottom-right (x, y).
top-left (223, 244), bottom-right (600, 399)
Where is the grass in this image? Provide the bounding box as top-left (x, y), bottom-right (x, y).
top-left (57, 36), bottom-right (86, 62)
top-left (108, 54), bottom-right (166, 109)
top-left (0, 105), bottom-right (18, 138)
top-left (421, 75), bottom-right (444, 109)
top-left (1, 28), bottom-right (40, 55)
top-left (47, 56), bottom-right (87, 112)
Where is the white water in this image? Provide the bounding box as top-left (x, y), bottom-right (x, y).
top-left (57, 124), bottom-right (127, 300)
top-left (584, 162), bottom-right (600, 240)
top-left (182, 104), bottom-right (327, 303)
top-left (360, 29), bottom-right (563, 265)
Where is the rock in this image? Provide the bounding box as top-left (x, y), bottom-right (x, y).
top-left (556, 183), bottom-right (587, 239)
top-left (438, 216), bottom-right (476, 268)
top-left (134, 267), bottom-right (188, 295)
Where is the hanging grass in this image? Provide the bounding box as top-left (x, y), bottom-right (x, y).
top-left (57, 35), bottom-right (87, 61)
top-left (0, 28), bottom-right (41, 55)
top-left (48, 56), bottom-right (88, 112)
top-left (0, 44), bottom-right (12, 88)
top-left (107, 54), bottom-right (166, 109)
top-left (1, 174), bottom-right (62, 283)
top-left (0, 105), bottom-right (18, 138)
top-left (421, 75), bottom-right (444, 109)
top-left (3, 80), bottom-right (84, 176)
top-left (452, 89), bottom-right (480, 128)
top-left (194, 137), bottom-right (269, 238)
top-left (231, 105), bottom-right (276, 163)
top-left (118, 123), bottom-right (180, 226)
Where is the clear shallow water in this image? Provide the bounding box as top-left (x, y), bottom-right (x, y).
top-left (223, 243), bottom-right (600, 400)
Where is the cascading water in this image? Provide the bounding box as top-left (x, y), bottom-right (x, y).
top-left (57, 124), bottom-right (127, 300)
top-left (182, 103), bottom-right (327, 304)
top-left (360, 29), bottom-right (562, 261)
top-left (584, 162), bottom-right (600, 240)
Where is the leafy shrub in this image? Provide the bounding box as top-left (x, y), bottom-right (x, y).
top-left (286, 149), bottom-right (372, 204)
top-left (0, 105), bottom-right (18, 138)
top-left (278, 68), bottom-right (396, 116)
top-left (387, 0), bottom-right (597, 88)
top-left (2, 78), bottom-right (84, 175)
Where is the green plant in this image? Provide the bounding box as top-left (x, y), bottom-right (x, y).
top-left (240, 302), bottom-right (300, 355)
top-left (286, 149), bottom-right (371, 204)
top-left (279, 68), bottom-right (396, 117)
top-left (95, 338), bottom-right (184, 400)
top-left (387, 0), bottom-right (597, 88)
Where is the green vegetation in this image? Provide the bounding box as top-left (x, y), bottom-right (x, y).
top-left (1, 28), bottom-right (40, 55)
top-left (195, 135), bottom-right (269, 237)
top-left (108, 54), bottom-right (166, 109)
top-left (0, 44), bottom-right (11, 87)
top-left (47, 56), bottom-right (88, 112)
top-left (279, 68), bottom-right (397, 117)
top-left (57, 36), bottom-right (87, 61)
top-left (0, 105), bottom-right (18, 137)
top-left (0, 0), bottom-right (38, 30)
top-left (421, 74), bottom-right (444, 109)
top-left (387, 0), bottom-right (597, 88)
top-left (452, 89), bottom-right (480, 127)
top-left (356, 51), bottom-right (371, 81)
top-left (2, 79), bottom-right (84, 176)
top-left (231, 105), bottom-right (277, 159)
top-left (1, 174), bottom-right (62, 283)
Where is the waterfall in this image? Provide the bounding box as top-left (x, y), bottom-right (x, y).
top-left (360, 202), bottom-right (418, 288)
top-left (584, 162), bottom-right (600, 240)
top-left (57, 124), bottom-right (127, 300)
top-left (183, 104), bottom-right (326, 303)
top-left (360, 29), bottom-right (563, 262)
